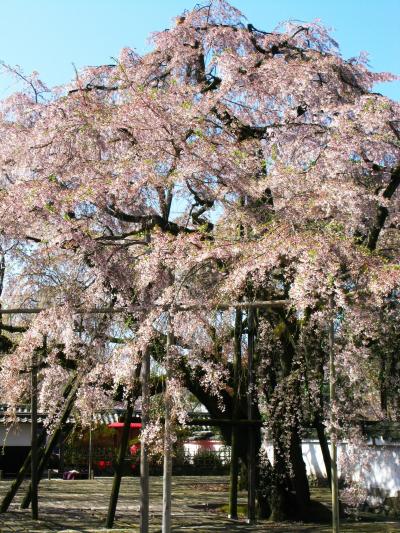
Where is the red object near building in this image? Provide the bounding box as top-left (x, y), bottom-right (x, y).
top-left (107, 422), bottom-right (142, 429)
top-left (107, 422), bottom-right (141, 457)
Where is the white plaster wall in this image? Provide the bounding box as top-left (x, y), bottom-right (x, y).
top-left (184, 439), bottom-right (400, 495)
top-left (183, 441), bottom-right (230, 464)
top-left (0, 424), bottom-right (31, 447)
top-left (265, 440), bottom-right (400, 497)
top-left (350, 444), bottom-right (400, 497)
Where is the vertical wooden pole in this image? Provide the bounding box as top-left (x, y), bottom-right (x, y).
top-left (228, 308), bottom-right (242, 519)
top-left (106, 398), bottom-right (133, 528)
top-left (140, 349), bottom-right (150, 533)
top-left (88, 422), bottom-right (93, 480)
top-left (21, 422), bottom-right (75, 508)
top-left (21, 379), bottom-right (78, 509)
top-left (0, 432), bottom-right (45, 513)
top-left (329, 298), bottom-right (340, 533)
top-left (2, 376), bottom-right (76, 513)
top-left (247, 306), bottom-right (256, 524)
top-left (59, 430), bottom-right (65, 477)
top-left (162, 314), bottom-right (173, 533)
top-left (31, 346), bottom-right (39, 520)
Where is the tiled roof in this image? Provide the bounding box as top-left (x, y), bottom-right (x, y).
top-left (0, 405), bottom-right (142, 425)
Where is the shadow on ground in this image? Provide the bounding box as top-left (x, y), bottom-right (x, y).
top-left (0, 476), bottom-right (399, 532)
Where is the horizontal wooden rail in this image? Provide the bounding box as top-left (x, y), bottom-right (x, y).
top-left (187, 418), bottom-right (263, 426)
top-left (0, 300), bottom-right (289, 315)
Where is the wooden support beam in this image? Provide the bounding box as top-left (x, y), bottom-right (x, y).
top-left (247, 306), bottom-right (256, 524)
top-left (140, 349), bottom-right (150, 533)
top-left (0, 300), bottom-right (289, 316)
top-left (20, 379), bottom-right (78, 509)
top-left (88, 424), bottom-right (93, 480)
top-left (106, 397), bottom-right (133, 529)
top-left (228, 308), bottom-right (242, 520)
top-left (1, 376), bottom-right (76, 513)
top-left (187, 418), bottom-right (262, 426)
top-left (329, 298), bottom-right (340, 533)
top-left (31, 346), bottom-right (39, 520)
top-left (0, 431), bottom-right (46, 513)
top-left (162, 316), bottom-right (174, 533)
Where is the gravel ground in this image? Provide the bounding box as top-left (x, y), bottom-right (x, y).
top-left (0, 476), bottom-right (399, 532)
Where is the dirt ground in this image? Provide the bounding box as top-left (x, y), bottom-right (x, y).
top-left (0, 476), bottom-right (399, 532)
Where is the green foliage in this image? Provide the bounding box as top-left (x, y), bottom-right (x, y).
top-left (192, 449), bottom-right (225, 471)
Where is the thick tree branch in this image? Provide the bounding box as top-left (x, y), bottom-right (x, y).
top-left (105, 205), bottom-right (194, 235)
top-left (367, 166), bottom-right (400, 251)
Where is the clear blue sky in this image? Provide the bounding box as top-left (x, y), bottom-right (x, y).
top-left (0, 0), bottom-right (399, 100)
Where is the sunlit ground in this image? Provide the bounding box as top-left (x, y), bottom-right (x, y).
top-left (0, 476), bottom-right (399, 532)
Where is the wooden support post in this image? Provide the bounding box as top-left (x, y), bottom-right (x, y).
top-left (329, 299), bottom-right (340, 533)
top-left (20, 380), bottom-right (78, 509)
top-left (88, 423), bottom-right (93, 480)
top-left (228, 308), bottom-right (242, 520)
top-left (106, 398), bottom-right (133, 529)
top-left (140, 349), bottom-right (150, 533)
top-left (0, 431), bottom-right (45, 513)
top-left (2, 376), bottom-right (76, 513)
top-left (247, 306), bottom-right (256, 524)
top-left (31, 346), bottom-right (39, 520)
top-left (162, 315), bottom-right (174, 533)
top-left (59, 430), bottom-right (65, 476)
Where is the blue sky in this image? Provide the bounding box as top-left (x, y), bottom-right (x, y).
top-left (0, 0), bottom-right (399, 100)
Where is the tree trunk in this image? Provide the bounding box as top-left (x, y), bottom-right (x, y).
top-left (289, 429), bottom-right (310, 518)
top-left (315, 416), bottom-right (332, 488)
top-left (270, 447), bottom-right (290, 522)
top-left (256, 448), bottom-right (272, 519)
